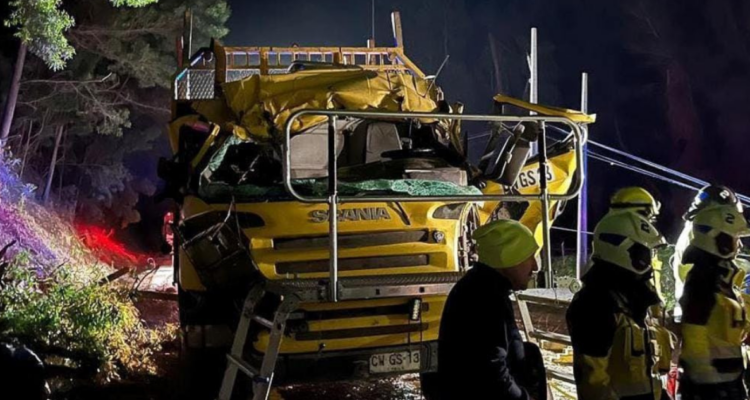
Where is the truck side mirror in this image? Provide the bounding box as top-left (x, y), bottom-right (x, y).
top-left (479, 121), bottom-right (540, 185)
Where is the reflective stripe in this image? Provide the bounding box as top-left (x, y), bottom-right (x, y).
top-left (681, 286), bottom-right (748, 385)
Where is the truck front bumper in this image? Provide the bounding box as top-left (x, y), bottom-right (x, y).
top-left (252, 341), bottom-right (438, 384)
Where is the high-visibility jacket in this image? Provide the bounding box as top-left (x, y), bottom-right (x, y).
top-left (567, 261), bottom-right (663, 400)
top-left (680, 253), bottom-right (748, 387)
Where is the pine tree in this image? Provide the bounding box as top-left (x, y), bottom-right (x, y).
top-left (4, 0), bottom-right (230, 226)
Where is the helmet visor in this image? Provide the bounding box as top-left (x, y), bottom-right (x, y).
top-left (628, 242), bottom-right (654, 273)
top-left (715, 231), bottom-right (740, 257)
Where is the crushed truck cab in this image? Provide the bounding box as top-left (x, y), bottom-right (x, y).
top-left (160, 11), bottom-right (593, 397)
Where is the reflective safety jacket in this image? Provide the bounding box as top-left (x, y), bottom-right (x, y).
top-left (679, 253), bottom-right (749, 386)
top-left (567, 261), bottom-right (663, 400)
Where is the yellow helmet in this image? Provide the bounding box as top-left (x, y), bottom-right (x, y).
top-left (592, 210), bottom-right (667, 275)
top-left (473, 219), bottom-right (540, 269)
top-left (610, 187), bottom-right (661, 221)
top-left (691, 203), bottom-right (750, 259)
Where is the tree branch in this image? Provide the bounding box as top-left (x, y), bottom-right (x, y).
top-left (21, 73), bottom-right (114, 86)
top-left (116, 94), bottom-right (170, 114)
top-left (72, 27), bottom-right (176, 37)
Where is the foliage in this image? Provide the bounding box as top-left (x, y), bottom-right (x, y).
top-left (549, 245), bottom-right (678, 311)
top-left (551, 252), bottom-right (577, 279)
top-left (109, 0), bottom-right (159, 6)
top-left (7, 0), bottom-right (230, 228)
top-left (656, 245), bottom-right (676, 311)
top-left (0, 151), bottom-right (36, 204)
top-left (0, 154), bottom-right (100, 270)
top-left (68, 0), bottom-right (230, 88)
top-left (4, 0), bottom-right (160, 71)
top-left (5, 0), bottom-right (75, 71)
top-left (70, 123), bottom-right (160, 227)
top-left (0, 252), bottom-right (175, 381)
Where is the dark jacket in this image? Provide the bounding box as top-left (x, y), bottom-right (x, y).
top-left (566, 260), bottom-right (662, 400)
top-left (438, 263), bottom-right (534, 400)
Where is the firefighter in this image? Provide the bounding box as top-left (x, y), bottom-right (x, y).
top-left (672, 185), bottom-right (741, 323)
top-left (608, 187), bottom-right (666, 295)
top-left (678, 202), bottom-right (750, 400)
top-left (609, 187), bottom-right (676, 379)
top-left (438, 219), bottom-right (545, 400)
top-left (567, 209), bottom-right (668, 400)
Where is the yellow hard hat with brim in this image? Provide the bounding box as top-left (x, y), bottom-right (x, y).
top-left (473, 219), bottom-right (540, 269)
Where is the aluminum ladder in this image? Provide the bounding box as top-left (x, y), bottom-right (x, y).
top-left (217, 285), bottom-right (299, 400)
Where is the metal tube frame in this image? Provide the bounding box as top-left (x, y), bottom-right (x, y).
top-left (327, 116), bottom-right (339, 302)
top-left (282, 109), bottom-right (586, 301)
top-left (576, 72), bottom-right (589, 280)
top-left (537, 122), bottom-right (553, 288)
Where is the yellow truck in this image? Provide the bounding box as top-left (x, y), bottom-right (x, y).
top-left (159, 11), bottom-right (593, 399)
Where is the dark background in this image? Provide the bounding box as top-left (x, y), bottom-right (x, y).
top-left (225, 0), bottom-right (750, 242)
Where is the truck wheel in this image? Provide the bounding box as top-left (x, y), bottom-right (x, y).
top-left (178, 288), bottom-right (236, 400)
top-left (179, 341), bottom-right (226, 400)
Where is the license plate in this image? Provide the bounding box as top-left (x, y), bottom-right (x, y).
top-left (369, 350), bottom-right (421, 374)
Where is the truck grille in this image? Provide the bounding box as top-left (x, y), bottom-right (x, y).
top-left (297, 302), bottom-right (430, 321)
top-left (277, 254), bottom-right (429, 275)
top-left (274, 230), bottom-right (429, 250)
top-left (295, 323), bottom-right (428, 341)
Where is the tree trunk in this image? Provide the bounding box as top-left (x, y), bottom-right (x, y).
top-left (58, 130), bottom-right (67, 202)
top-left (0, 42), bottom-right (28, 149)
top-left (43, 126), bottom-right (64, 205)
top-left (19, 121), bottom-right (33, 176)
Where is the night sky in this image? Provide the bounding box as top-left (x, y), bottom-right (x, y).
top-left (1, 1), bottom-right (748, 247)
top-left (225, 0), bottom-right (750, 241)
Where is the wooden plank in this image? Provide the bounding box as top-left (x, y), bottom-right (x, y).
top-left (391, 11), bottom-right (403, 48)
top-left (530, 331), bottom-right (572, 346)
top-left (394, 51), bottom-right (425, 77)
top-left (98, 267), bottom-right (132, 286)
top-left (547, 369), bottom-right (576, 384)
top-left (516, 298), bottom-right (536, 344)
top-left (516, 292), bottom-right (571, 308)
top-left (213, 40), bottom-right (227, 84)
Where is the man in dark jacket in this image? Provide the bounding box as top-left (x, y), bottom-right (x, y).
top-left (438, 219), bottom-right (543, 400)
